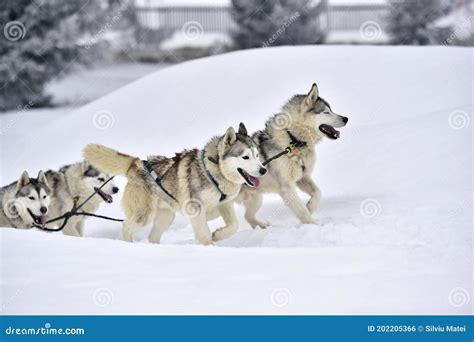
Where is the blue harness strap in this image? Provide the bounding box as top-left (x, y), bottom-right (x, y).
top-left (142, 160), bottom-right (177, 202)
top-left (201, 151), bottom-right (227, 202)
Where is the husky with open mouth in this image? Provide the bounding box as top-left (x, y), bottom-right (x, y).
top-left (0, 170), bottom-right (51, 229)
top-left (44, 161), bottom-right (119, 237)
top-left (83, 123), bottom-right (266, 245)
top-left (238, 83), bottom-right (348, 227)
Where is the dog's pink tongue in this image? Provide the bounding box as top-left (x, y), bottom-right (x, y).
top-left (249, 175), bottom-right (260, 187)
top-left (40, 215), bottom-right (47, 227)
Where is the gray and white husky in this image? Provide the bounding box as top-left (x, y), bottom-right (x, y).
top-left (83, 123), bottom-right (267, 245)
top-left (44, 161), bottom-right (119, 237)
top-left (0, 170), bottom-right (51, 229)
top-left (238, 83), bottom-right (348, 227)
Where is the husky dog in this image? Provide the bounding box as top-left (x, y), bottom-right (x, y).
top-left (239, 83), bottom-right (348, 227)
top-left (45, 161), bottom-right (119, 237)
top-left (0, 171), bottom-right (51, 229)
top-left (83, 123), bottom-right (266, 245)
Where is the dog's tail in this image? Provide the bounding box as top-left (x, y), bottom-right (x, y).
top-left (83, 144), bottom-right (138, 176)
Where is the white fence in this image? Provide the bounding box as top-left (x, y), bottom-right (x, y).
top-left (134, 2), bottom-right (388, 45)
top-left (329, 4), bottom-right (387, 31)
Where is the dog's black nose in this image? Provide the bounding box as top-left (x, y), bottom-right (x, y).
top-left (112, 187), bottom-right (119, 194)
top-left (342, 117), bottom-right (349, 124)
top-left (259, 168), bottom-right (267, 176)
top-left (40, 206), bottom-right (47, 214)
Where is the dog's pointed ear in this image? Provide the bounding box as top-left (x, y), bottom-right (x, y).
top-left (238, 122), bottom-right (247, 136)
top-left (16, 171), bottom-right (30, 191)
top-left (37, 170), bottom-right (49, 188)
top-left (302, 83), bottom-right (319, 111)
top-left (223, 127), bottom-right (237, 147)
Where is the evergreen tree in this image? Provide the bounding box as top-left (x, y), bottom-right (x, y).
top-left (271, 0), bottom-right (326, 46)
top-left (231, 0), bottom-right (325, 49)
top-left (0, 0), bottom-right (128, 111)
top-left (231, 0), bottom-right (277, 49)
top-left (386, 0), bottom-right (447, 45)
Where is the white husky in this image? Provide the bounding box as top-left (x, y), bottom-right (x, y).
top-left (45, 161), bottom-right (119, 236)
top-left (0, 171), bottom-right (51, 229)
top-left (239, 83), bottom-right (348, 227)
top-left (83, 123), bottom-right (267, 245)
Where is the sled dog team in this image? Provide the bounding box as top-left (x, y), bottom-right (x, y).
top-left (0, 83), bottom-right (348, 245)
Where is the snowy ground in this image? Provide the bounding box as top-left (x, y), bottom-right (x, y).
top-left (0, 46), bottom-right (472, 315)
top-left (46, 62), bottom-right (166, 107)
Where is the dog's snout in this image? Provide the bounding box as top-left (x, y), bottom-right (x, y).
top-left (259, 168), bottom-right (267, 176)
top-left (112, 186), bottom-right (119, 194)
top-left (342, 117), bottom-right (349, 124)
top-left (40, 206), bottom-right (48, 214)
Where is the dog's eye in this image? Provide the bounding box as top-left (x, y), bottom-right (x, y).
top-left (98, 177), bottom-right (105, 182)
top-left (28, 196), bottom-right (35, 200)
top-left (43, 195), bottom-right (47, 199)
top-left (242, 156), bottom-right (249, 160)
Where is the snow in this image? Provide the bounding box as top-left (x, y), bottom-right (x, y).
top-left (135, 0), bottom-right (230, 7)
top-left (329, 0), bottom-right (387, 6)
top-left (160, 31), bottom-right (231, 50)
top-left (0, 46), bottom-right (472, 315)
top-left (46, 62), bottom-right (166, 107)
top-left (326, 30), bottom-right (388, 44)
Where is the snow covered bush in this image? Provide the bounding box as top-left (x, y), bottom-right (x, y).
top-left (433, 0), bottom-right (474, 46)
top-left (231, 0), bottom-right (276, 49)
top-left (1, 1), bottom-right (82, 110)
top-left (270, 0), bottom-right (326, 46)
top-left (231, 0), bottom-right (325, 49)
top-left (386, 0), bottom-right (449, 45)
top-left (0, 0), bottom-right (132, 112)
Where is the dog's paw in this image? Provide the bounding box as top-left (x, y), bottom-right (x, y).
top-left (249, 220), bottom-right (270, 229)
top-left (148, 237), bottom-right (161, 244)
top-left (197, 235), bottom-right (213, 246)
top-left (301, 217), bottom-right (317, 225)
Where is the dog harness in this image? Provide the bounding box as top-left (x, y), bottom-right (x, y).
top-left (142, 160), bottom-right (178, 202)
top-left (260, 130), bottom-right (307, 166)
top-left (286, 130), bottom-right (307, 149)
top-left (200, 151), bottom-right (227, 202)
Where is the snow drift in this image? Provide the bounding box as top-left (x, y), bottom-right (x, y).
top-left (0, 46), bottom-right (472, 315)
